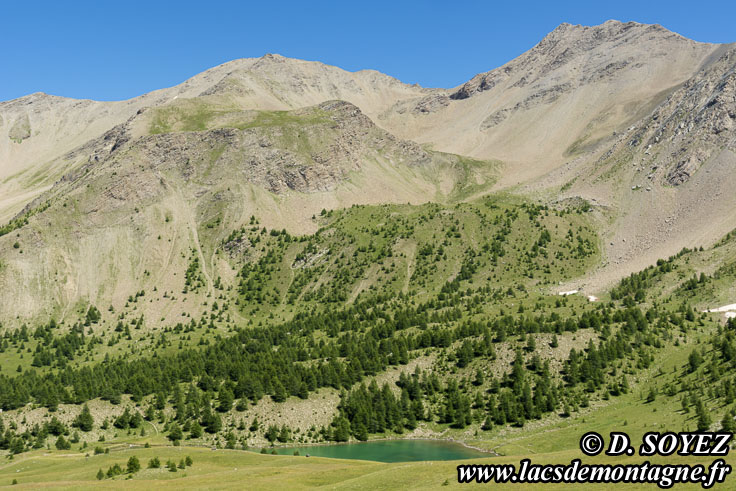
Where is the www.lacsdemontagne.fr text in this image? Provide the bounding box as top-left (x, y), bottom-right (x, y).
top-left (457, 458), bottom-right (731, 488)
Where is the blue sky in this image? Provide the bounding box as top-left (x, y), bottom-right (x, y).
top-left (2, 0), bottom-right (734, 102)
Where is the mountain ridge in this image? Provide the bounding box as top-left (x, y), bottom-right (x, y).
top-left (0, 21), bottom-right (712, 105)
top-left (1, 19), bottom-right (735, 322)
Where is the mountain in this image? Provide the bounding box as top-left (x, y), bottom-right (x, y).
top-left (0, 54), bottom-right (427, 223)
top-left (0, 97), bottom-right (494, 321)
top-left (552, 42), bottom-right (736, 289)
top-left (2, 20), bottom-right (736, 487)
top-left (381, 21), bottom-right (719, 185)
top-left (2, 20), bottom-right (735, 323)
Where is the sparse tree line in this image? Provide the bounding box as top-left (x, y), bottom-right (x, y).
top-left (326, 305), bottom-right (686, 441)
top-left (234, 200), bottom-right (597, 314)
top-left (96, 455), bottom-right (192, 480)
top-left (0, 275), bottom-right (705, 454)
top-left (0, 285), bottom-right (601, 412)
top-left (675, 317), bottom-right (736, 432)
top-left (0, 201), bottom-right (727, 456)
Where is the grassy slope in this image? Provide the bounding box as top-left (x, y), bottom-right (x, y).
top-left (0, 196), bottom-right (598, 375)
top-left (0, 248), bottom-right (733, 489)
top-left (1, 444), bottom-right (732, 489)
top-left (4, 232), bottom-right (731, 488)
top-left (1, 321), bottom-right (728, 489)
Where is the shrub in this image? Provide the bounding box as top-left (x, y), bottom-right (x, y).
top-left (127, 456), bottom-right (140, 474)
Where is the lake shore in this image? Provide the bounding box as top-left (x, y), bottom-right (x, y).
top-left (261, 435), bottom-right (499, 462)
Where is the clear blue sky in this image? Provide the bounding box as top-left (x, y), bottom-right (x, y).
top-left (2, 0), bottom-right (734, 102)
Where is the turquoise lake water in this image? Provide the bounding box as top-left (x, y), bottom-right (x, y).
top-left (269, 439), bottom-right (490, 462)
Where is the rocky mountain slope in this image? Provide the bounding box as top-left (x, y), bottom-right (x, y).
top-left (1, 19), bottom-right (735, 322)
top-left (382, 21), bottom-right (719, 186)
top-left (550, 42), bottom-right (736, 290)
top-left (0, 54), bottom-right (427, 222)
top-left (0, 98), bottom-right (487, 322)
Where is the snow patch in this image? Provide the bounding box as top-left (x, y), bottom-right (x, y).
top-left (704, 304), bottom-right (736, 313)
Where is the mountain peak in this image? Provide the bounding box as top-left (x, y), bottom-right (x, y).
top-left (540, 19), bottom-right (688, 47)
top-left (0, 91), bottom-right (73, 108)
top-left (258, 53), bottom-right (287, 62)
top-left (450, 20), bottom-right (705, 100)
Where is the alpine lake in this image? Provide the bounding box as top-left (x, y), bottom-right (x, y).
top-left (269, 439), bottom-right (490, 462)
